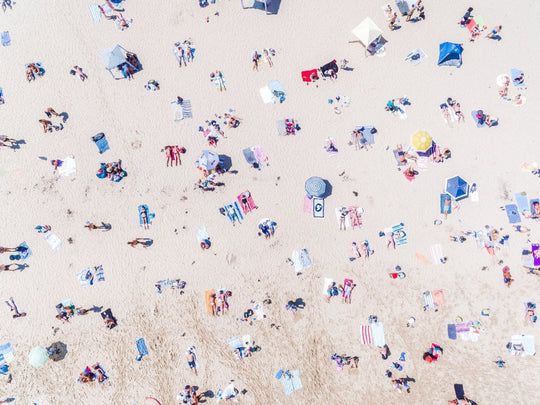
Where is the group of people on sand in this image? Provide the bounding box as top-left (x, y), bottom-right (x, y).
top-left (96, 160), bottom-right (127, 182)
top-left (55, 302), bottom-right (91, 324)
top-left (208, 289), bottom-right (232, 316)
top-left (26, 63), bottom-right (44, 82)
top-left (164, 145), bottom-right (185, 167)
top-left (0, 135), bottom-right (17, 149)
top-left (175, 40), bottom-right (195, 68)
top-left (69, 65), bottom-right (88, 82)
top-left (78, 363), bottom-right (108, 384)
top-left (252, 49), bottom-right (274, 71)
top-left (326, 280), bottom-right (356, 304)
top-left (387, 0), bottom-right (425, 31)
top-left (351, 241), bottom-right (373, 261)
top-left (39, 108), bottom-right (65, 133)
top-left (258, 219), bottom-right (277, 239)
top-left (441, 97), bottom-right (465, 125)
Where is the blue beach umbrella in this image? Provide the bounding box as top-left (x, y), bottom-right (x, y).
top-left (196, 150), bottom-right (219, 171)
top-left (305, 177), bottom-right (326, 198)
top-left (445, 176), bottom-right (469, 200)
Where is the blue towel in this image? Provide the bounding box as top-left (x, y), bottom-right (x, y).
top-left (355, 126), bottom-right (376, 144)
top-left (1, 31), bottom-right (10, 47)
top-left (92, 133), bottom-right (110, 154)
top-left (511, 68), bottom-right (525, 88)
top-left (440, 193), bottom-right (452, 214)
top-left (531, 199), bottom-right (539, 217)
top-left (17, 241), bottom-right (32, 260)
top-left (515, 192), bottom-right (529, 214)
top-left (136, 338), bottom-right (148, 361)
top-left (471, 110), bottom-right (487, 128)
top-left (392, 223), bottom-right (407, 246)
top-left (448, 324), bottom-right (457, 340)
top-left (138, 205), bottom-right (155, 225)
top-left (505, 204), bottom-right (521, 224)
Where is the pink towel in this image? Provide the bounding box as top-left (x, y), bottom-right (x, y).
top-left (432, 289), bottom-right (446, 308)
top-left (252, 145), bottom-right (268, 164)
top-left (303, 195), bottom-right (313, 213)
top-left (237, 192), bottom-right (256, 214)
top-left (361, 325), bottom-right (372, 345)
top-left (456, 322), bottom-right (471, 333)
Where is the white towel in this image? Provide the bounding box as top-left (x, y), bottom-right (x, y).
top-left (88, 4), bottom-right (102, 23)
top-left (57, 156), bottom-right (76, 177)
top-left (260, 86), bottom-right (275, 104)
top-left (44, 233), bottom-right (62, 251)
top-left (322, 278), bottom-right (334, 295)
top-left (371, 322), bottom-right (386, 347)
top-left (430, 244), bottom-right (443, 265)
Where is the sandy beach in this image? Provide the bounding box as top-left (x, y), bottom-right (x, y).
top-left (1, 0), bottom-right (539, 403)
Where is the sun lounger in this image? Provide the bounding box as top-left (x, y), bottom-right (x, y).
top-left (430, 244), bottom-right (444, 265)
top-left (371, 322), bottom-right (385, 347)
top-left (1, 31), bottom-right (11, 47)
top-left (92, 133), bottom-right (110, 154)
top-left (135, 338), bottom-right (148, 361)
top-left (44, 232), bottom-right (62, 251)
top-left (313, 198), bottom-right (324, 218)
top-left (101, 308), bottom-right (117, 329)
top-left (138, 204), bottom-right (155, 226)
top-left (505, 204), bottom-right (521, 224)
top-left (405, 48), bottom-right (427, 66)
top-left (511, 68), bottom-right (525, 88)
top-left (514, 192), bottom-right (529, 215)
top-left (77, 268), bottom-right (95, 286)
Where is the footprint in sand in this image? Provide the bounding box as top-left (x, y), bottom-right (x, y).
top-left (131, 140), bottom-right (142, 149)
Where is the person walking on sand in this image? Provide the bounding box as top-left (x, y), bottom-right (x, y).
top-left (186, 348), bottom-right (198, 375)
top-left (252, 51), bottom-right (260, 71)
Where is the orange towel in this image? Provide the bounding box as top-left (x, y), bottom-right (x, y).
top-left (205, 289), bottom-right (216, 315)
top-left (415, 253), bottom-right (431, 265)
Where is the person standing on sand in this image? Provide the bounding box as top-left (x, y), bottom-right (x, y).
top-left (186, 348), bottom-right (198, 375)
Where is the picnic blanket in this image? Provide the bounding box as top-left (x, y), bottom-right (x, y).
top-left (361, 325), bottom-right (372, 344)
top-left (1, 31), bottom-right (11, 47)
top-left (405, 48), bottom-right (427, 66)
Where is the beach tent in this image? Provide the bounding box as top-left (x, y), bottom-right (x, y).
top-left (437, 42), bottom-right (463, 68)
top-left (445, 176), bottom-right (469, 200)
top-left (351, 18), bottom-right (383, 55)
top-left (100, 45), bottom-right (140, 79)
top-left (240, 0), bottom-right (279, 14)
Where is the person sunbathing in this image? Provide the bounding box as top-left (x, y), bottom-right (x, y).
top-left (513, 73), bottom-right (524, 85)
top-left (5, 297), bottom-right (26, 318)
top-left (240, 191), bottom-right (254, 212)
top-left (103, 315), bottom-right (116, 329)
top-left (525, 303), bottom-right (537, 323)
top-left (325, 138), bottom-right (338, 153)
top-left (502, 266), bottom-right (514, 287)
top-left (224, 113), bottom-right (242, 128)
top-left (485, 115), bottom-right (498, 127)
top-left (378, 344), bottom-right (390, 360)
top-left (342, 281), bottom-right (355, 304)
top-left (127, 238), bottom-right (151, 248)
top-left (396, 144), bottom-right (417, 163)
top-left (73, 66), bottom-right (88, 81)
top-left (513, 224), bottom-right (530, 233)
top-left (139, 206), bottom-right (149, 230)
top-left (92, 363), bottom-right (107, 383)
top-left (440, 104), bottom-right (453, 126)
top-left (528, 201), bottom-right (540, 218)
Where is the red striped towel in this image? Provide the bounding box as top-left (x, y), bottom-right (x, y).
top-left (361, 325), bottom-right (372, 344)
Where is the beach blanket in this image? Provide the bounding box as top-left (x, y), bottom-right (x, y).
top-left (511, 68), bottom-right (525, 87)
top-left (530, 199), bottom-right (539, 218)
top-left (440, 194), bottom-right (451, 215)
top-left (313, 198), bottom-right (324, 218)
top-left (336, 207), bottom-right (351, 228)
top-left (276, 119), bottom-right (297, 136)
top-left (57, 156), bottom-right (76, 177)
top-left (505, 204), bottom-right (521, 224)
top-left (252, 145), bottom-right (267, 165)
top-left (361, 325), bottom-right (372, 344)
top-left (77, 268), bottom-right (95, 286)
top-left (430, 244), bottom-right (444, 265)
top-left (515, 192), bottom-right (529, 215)
top-left (243, 148), bottom-right (257, 166)
top-left (291, 249), bottom-right (311, 273)
top-left (138, 205), bottom-right (155, 226)
top-left (1, 31), bottom-right (11, 47)
top-left (509, 335), bottom-right (535, 356)
top-left (277, 370), bottom-right (302, 396)
top-left (471, 110), bottom-right (487, 128)
top-left (268, 80), bottom-right (286, 103)
top-left (301, 69), bottom-right (318, 82)
top-left (371, 322), bottom-right (385, 347)
top-left (88, 4), bottom-right (102, 22)
top-left (135, 338), bottom-right (148, 360)
top-left (224, 201), bottom-right (244, 224)
top-left (237, 191), bottom-right (256, 214)
top-left (44, 233), bottom-right (62, 251)
top-left (405, 48), bottom-right (427, 66)
top-left (302, 195), bottom-right (313, 213)
top-left (391, 223), bottom-right (407, 246)
top-left (92, 133), bottom-right (110, 154)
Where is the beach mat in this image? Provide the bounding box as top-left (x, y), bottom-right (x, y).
top-left (92, 133), bottom-right (110, 154)
top-left (433, 289), bottom-right (446, 308)
top-left (44, 233), bottom-right (62, 251)
top-left (440, 194), bottom-right (451, 214)
top-left (361, 325), bottom-right (372, 344)
top-left (448, 324), bottom-right (457, 340)
top-left (454, 384), bottom-right (465, 400)
top-left (205, 289), bottom-right (215, 314)
top-left (371, 322), bottom-right (385, 347)
top-left (515, 192), bottom-right (529, 214)
top-left (313, 198), bottom-right (324, 218)
top-left (505, 204), bottom-right (521, 224)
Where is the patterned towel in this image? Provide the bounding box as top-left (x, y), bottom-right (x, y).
top-left (361, 325), bottom-right (372, 344)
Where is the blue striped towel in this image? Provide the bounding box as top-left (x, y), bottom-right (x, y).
top-left (88, 4), bottom-right (102, 23)
top-left (181, 100), bottom-right (192, 119)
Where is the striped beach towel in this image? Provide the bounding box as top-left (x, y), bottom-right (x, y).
top-left (181, 100), bottom-right (192, 119)
top-left (88, 4), bottom-right (102, 23)
top-left (361, 325), bottom-right (372, 344)
top-left (423, 290), bottom-right (434, 310)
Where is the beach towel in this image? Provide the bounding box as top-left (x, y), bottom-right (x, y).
top-left (243, 335), bottom-right (253, 349)
top-left (95, 265), bottom-right (105, 282)
top-left (237, 191), bottom-right (256, 214)
top-left (88, 4), bottom-right (102, 22)
top-left (313, 198), bottom-right (324, 218)
top-left (243, 148), bottom-right (257, 166)
top-left (440, 194), bottom-right (452, 215)
top-left (279, 370), bottom-right (302, 396)
top-left (423, 291), bottom-right (434, 310)
top-left (138, 205), bottom-right (155, 226)
top-left (0, 343), bottom-right (13, 365)
top-left (196, 226), bottom-right (208, 244)
top-left (95, 364), bottom-right (109, 384)
top-left (515, 192), bottom-right (529, 215)
top-left (57, 156), bottom-right (76, 177)
top-left (511, 68), bottom-right (525, 87)
top-left (252, 145), bottom-right (268, 165)
top-left (522, 335), bottom-right (536, 355)
top-left (101, 308), bottom-right (116, 329)
top-left (172, 100), bottom-right (192, 121)
top-left (348, 207), bottom-right (363, 229)
top-left (303, 195), bottom-right (313, 213)
top-left (392, 223), bottom-right (407, 246)
top-left (430, 244), bottom-right (444, 265)
top-left (405, 47), bottom-right (427, 66)
top-left (322, 278), bottom-right (334, 295)
top-left (135, 338), bottom-right (148, 360)
top-left (392, 149), bottom-right (407, 166)
top-left (299, 249), bottom-right (312, 269)
top-left (395, 0), bottom-right (411, 15)
top-left (361, 325), bottom-right (372, 344)
top-left (17, 241), bottom-right (31, 260)
top-left (471, 110), bottom-right (487, 128)
top-left (342, 279), bottom-right (353, 297)
top-left (276, 119), bottom-right (297, 136)
top-left (77, 268), bottom-right (95, 286)
top-left (324, 138), bottom-right (338, 156)
top-left (1, 31), bottom-right (10, 47)
top-left (336, 207), bottom-right (351, 229)
top-left (505, 204), bottom-right (521, 224)
top-left (205, 289), bottom-right (216, 314)
top-left (454, 384), bottom-right (465, 400)
top-left (260, 85), bottom-right (274, 103)
top-left (530, 199), bottom-right (539, 218)
top-left (354, 126), bottom-right (376, 145)
top-left (432, 289), bottom-right (446, 308)
top-left (448, 324), bottom-right (457, 340)
top-left (268, 80), bottom-right (286, 103)
top-left (371, 322), bottom-right (386, 347)
top-left (228, 337), bottom-right (243, 354)
top-left (224, 202), bottom-right (244, 224)
top-left (92, 133), bottom-right (110, 154)
top-left (213, 71), bottom-right (226, 91)
top-left (44, 233), bottom-right (62, 251)
top-left (415, 252), bottom-right (431, 265)
top-left (532, 245), bottom-right (540, 267)
top-left (301, 69), bottom-right (318, 82)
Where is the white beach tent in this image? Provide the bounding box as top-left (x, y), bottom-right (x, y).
top-left (351, 18), bottom-right (383, 54)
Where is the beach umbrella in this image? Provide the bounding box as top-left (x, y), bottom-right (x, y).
top-left (305, 177), bottom-right (326, 198)
top-left (411, 131), bottom-right (432, 153)
top-left (197, 150), bottom-right (219, 171)
top-left (445, 176), bottom-right (469, 200)
top-left (47, 342), bottom-right (67, 362)
top-left (28, 346), bottom-right (49, 368)
top-left (100, 45), bottom-right (126, 70)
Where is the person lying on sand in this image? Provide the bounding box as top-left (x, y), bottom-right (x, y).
top-left (396, 144), bottom-right (417, 163)
top-left (5, 297), bottom-right (26, 318)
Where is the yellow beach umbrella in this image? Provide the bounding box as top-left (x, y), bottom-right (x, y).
top-left (411, 131), bottom-right (432, 153)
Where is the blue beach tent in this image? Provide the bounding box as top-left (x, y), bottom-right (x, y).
top-left (437, 42), bottom-right (463, 68)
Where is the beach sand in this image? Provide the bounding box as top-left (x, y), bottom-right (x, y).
top-left (0, 0), bottom-right (539, 403)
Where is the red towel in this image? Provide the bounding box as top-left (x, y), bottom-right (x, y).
top-left (301, 69), bottom-right (318, 82)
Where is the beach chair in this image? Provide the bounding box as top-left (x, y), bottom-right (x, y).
top-left (92, 133), bottom-right (110, 154)
top-left (135, 338), bottom-right (148, 361)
